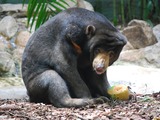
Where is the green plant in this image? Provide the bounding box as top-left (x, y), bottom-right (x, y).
top-left (23, 0), bottom-right (75, 31)
top-left (113, 0), bottom-right (117, 25)
top-left (120, 0), bottom-right (125, 26)
top-left (112, 0), bottom-right (160, 26)
top-left (137, 0), bottom-right (160, 25)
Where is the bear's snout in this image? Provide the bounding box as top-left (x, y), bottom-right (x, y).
top-left (93, 51), bottom-right (113, 74)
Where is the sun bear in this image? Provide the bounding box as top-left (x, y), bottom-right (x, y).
top-left (22, 8), bottom-right (127, 108)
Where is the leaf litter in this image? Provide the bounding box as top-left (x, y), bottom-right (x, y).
top-left (0, 92), bottom-right (159, 120)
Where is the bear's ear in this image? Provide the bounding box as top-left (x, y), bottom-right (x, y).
top-left (85, 25), bottom-right (96, 35)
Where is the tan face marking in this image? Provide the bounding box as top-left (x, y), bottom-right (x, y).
top-left (92, 51), bottom-right (113, 75)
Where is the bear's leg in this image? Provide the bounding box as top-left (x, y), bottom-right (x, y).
top-left (78, 65), bottom-right (111, 98)
top-left (27, 70), bottom-right (105, 108)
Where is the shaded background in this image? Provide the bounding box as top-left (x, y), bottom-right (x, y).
top-left (1, 0), bottom-right (160, 26)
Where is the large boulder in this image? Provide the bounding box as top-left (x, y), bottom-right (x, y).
top-left (119, 42), bottom-right (160, 68)
top-left (0, 16), bottom-right (18, 38)
top-left (122, 19), bottom-right (157, 49)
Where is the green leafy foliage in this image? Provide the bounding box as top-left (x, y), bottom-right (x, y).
top-left (22, 0), bottom-right (75, 31)
top-left (23, 0), bottom-right (159, 29)
top-left (112, 0), bottom-right (160, 26)
top-left (113, 0), bottom-right (117, 25)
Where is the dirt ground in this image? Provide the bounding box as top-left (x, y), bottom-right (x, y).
top-left (0, 93), bottom-right (160, 120)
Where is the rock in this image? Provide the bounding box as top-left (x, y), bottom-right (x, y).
top-left (0, 36), bottom-right (7, 51)
top-left (0, 86), bottom-right (27, 99)
top-left (0, 6), bottom-right (2, 12)
top-left (0, 4), bottom-right (27, 12)
top-left (0, 16), bottom-right (18, 38)
top-left (16, 18), bottom-right (28, 31)
top-left (144, 42), bottom-right (160, 68)
top-left (122, 41), bottom-right (134, 51)
top-left (122, 19), bottom-right (157, 49)
top-left (0, 51), bottom-right (16, 76)
top-left (13, 47), bottom-right (24, 63)
top-left (119, 49), bottom-right (144, 62)
top-left (13, 47), bottom-right (25, 76)
top-left (77, 0), bottom-right (94, 11)
top-left (64, 0), bottom-right (94, 11)
top-left (0, 35), bottom-right (13, 52)
top-left (0, 42), bottom-right (6, 52)
top-left (0, 4), bottom-right (27, 18)
top-left (83, 1), bottom-right (94, 11)
top-left (128, 19), bottom-right (148, 27)
top-left (15, 31), bottom-right (30, 47)
top-left (119, 42), bottom-right (160, 68)
top-left (153, 24), bottom-right (160, 42)
top-left (0, 77), bottom-right (24, 87)
top-left (0, 76), bottom-right (26, 99)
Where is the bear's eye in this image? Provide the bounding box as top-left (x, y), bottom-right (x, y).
top-left (94, 48), bottom-right (101, 55)
top-left (106, 34), bottom-right (113, 38)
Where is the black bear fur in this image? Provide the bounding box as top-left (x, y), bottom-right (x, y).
top-left (22, 8), bottom-right (127, 107)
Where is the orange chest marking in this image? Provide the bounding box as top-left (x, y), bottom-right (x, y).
top-left (71, 41), bottom-right (82, 54)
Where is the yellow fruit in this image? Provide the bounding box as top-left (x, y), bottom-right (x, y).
top-left (108, 84), bottom-right (129, 100)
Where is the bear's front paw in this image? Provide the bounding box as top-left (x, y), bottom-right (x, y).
top-left (93, 96), bottom-right (111, 104)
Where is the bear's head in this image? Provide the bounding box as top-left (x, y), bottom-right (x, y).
top-left (85, 25), bottom-right (127, 74)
